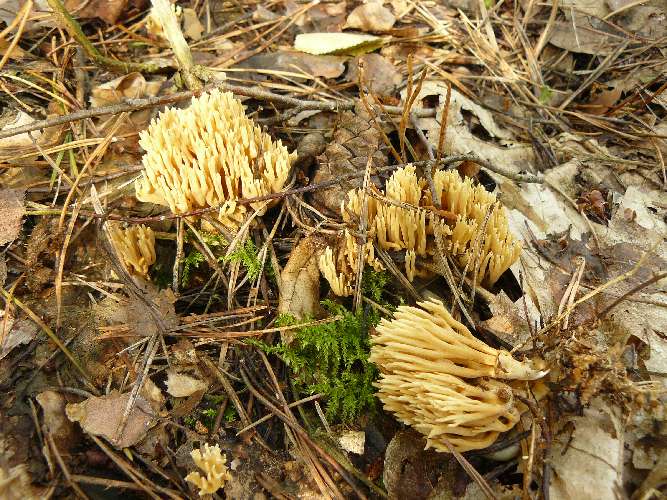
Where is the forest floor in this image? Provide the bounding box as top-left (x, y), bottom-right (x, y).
top-left (0, 0), bottom-right (666, 499)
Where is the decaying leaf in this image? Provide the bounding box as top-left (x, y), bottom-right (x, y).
top-left (549, 400), bottom-right (623, 500)
top-left (338, 430), bottom-right (365, 455)
top-left (410, 81), bottom-right (533, 179)
top-left (310, 102), bottom-right (387, 214)
top-left (278, 236), bottom-right (327, 320)
top-left (66, 390), bottom-right (157, 449)
top-left (64, 0), bottom-right (140, 25)
top-left (238, 51), bottom-right (346, 79)
top-left (0, 188), bottom-right (25, 246)
top-left (36, 390), bottom-right (77, 452)
top-left (344, 3), bottom-right (396, 32)
top-left (346, 53), bottom-right (403, 96)
top-left (0, 316), bottom-right (38, 360)
top-left (0, 464), bottom-right (40, 500)
top-left (181, 8), bottom-right (204, 41)
top-left (89, 72), bottom-right (163, 108)
top-left (96, 282), bottom-right (178, 339)
top-left (294, 32), bottom-right (384, 56)
top-left (0, 110), bottom-right (41, 153)
top-left (165, 370), bottom-right (208, 397)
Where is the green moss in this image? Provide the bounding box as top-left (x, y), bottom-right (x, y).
top-left (223, 238), bottom-right (273, 281)
top-left (250, 299), bottom-right (383, 424)
top-left (181, 250), bottom-right (205, 287)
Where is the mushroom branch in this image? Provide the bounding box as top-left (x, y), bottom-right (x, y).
top-left (135, 89), bottom-right (296, 229)
top-left (108, 223), bottom-right (156, 277)
top-left (370, 299), bottom-right (547, 453)
top-left (320, 165), bottom-right (523, 297)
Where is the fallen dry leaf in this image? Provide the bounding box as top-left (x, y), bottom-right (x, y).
top-left (238, 51), bottom-right (346, 80)
top-left (549, 399), bottom-right (623, 500)
top-left (36, 390), bottom-right (77, 452)
top-left (278, 236), bottom-right (326, 321)
top-left (66, 391), bottom-right (157, 449)
top-left (64, 0), bottom-right (144, 25)
top-left (294, 32), bottom-right (384, 56)
top-left (90, 72), bottom-right (163, 108)
top-left (344, 3), bottom-right (396, 32)
top-left (410, 81), bottom-right (533, 179)
top-left (0, 464), bottom-right (41, 499)
top-left (165, 370), bottom-right (208, 397)
top-left (0, 316), bottom-right (38, 360)
top-left (338, 430), bottom-right (365, 454)
top-left (548, 21), bottom-right (616, 55)
top-left (96, 281), bottom-right (178, 339)
top-left (0, 188), bottom-right (25, 245)
top-left (346, 53), bottom-right (402, 96)
top-left (0, 110), bottom-right (42, 152)
top-left (182, 8), bottom-right (203, 41)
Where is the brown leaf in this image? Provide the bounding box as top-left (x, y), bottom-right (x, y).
top-left (346, 54), bottom-right (403, 96)
top-left (96, 281), bottom-right (178, 339)
top-left (66, 391), bottom-right (157, 449)
top-left (278, 236), bottom-right (327, 321)
top-left (0, 316), bottom-right (38, 360)
top-left (182, 8), bottom-right (204, 41)
top-left (549, 400), bottom-right (623, 500)
top-left (548, 21), bottom-right (616, 55)
top-left (239, 51), bottom-right (346, 79)
top-left (0, 188), bottom-right (25, 245)
top-left (345, 3), bottom-right (396, 32)
top-left (64, 0), bottom-right (136, 25)
top-left (89, 72), bottom-right (163, 108)
top-left (36, 390), bottom-right (78, 452)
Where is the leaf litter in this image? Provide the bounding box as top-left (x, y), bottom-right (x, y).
top-left (0, 0), bottom-right (666, 498)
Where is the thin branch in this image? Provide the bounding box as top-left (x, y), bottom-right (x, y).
top-left (0, 82), bottom-right (436, 142)
top-left (45, 0), bottom-right (164, 74)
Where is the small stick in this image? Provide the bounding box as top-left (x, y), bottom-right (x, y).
top-left (45, 0), bottom-right (163, 74)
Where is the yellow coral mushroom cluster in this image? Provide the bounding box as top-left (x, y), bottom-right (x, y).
top-left (371, 299), bottom-right (546, 453)
top-left (320, 165), bottom-right (521, 295)
top-left (108, 223), bottom-right (156, 277)
top-left (185, 443), bottom-right (231, 496)
top-left (135, 89), bottom-right (296, 229)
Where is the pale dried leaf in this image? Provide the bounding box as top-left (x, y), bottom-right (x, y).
top-left (239, 51), bottom-right (346, 79)
top-left (0, 188), bottom-right (25, 246)
top-left (294, 32), bottom-right (383, 56)
top-left (278, 236), bottom-right (325, 321)
top-left (66, 391), bottom-right (157, 448)
top-left (0, 111), bottom-right (41, 150)
top-left (165, 370), bottom-right (208, 397)
top-left (345, 3), bottom-right (396, 32)
top-left (0, 317), bottom-right (38, 360)
top-left (548, 21), bottom-right (615, 55)
top-left (36, 390), bottom-right (77, 451)
top-left (338, 430), bottom-right (365, 454)
top-left (0, 465), bottom-right (39, 500)
top-left (549, 400), bottom-right (623, 500)
top-left (182, 8), bottom-right (203, 41)
top-left (90, 72), bottom-right (163, 108)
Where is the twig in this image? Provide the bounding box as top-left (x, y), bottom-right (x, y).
top-left (597, 272), bottom-right (667, 320)
top-left (0, 82), bottom-right (436, 142)
top-left (45, 0), bottom-right (164, 74)
top-left (239, 364), bottom-right (368, 500)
